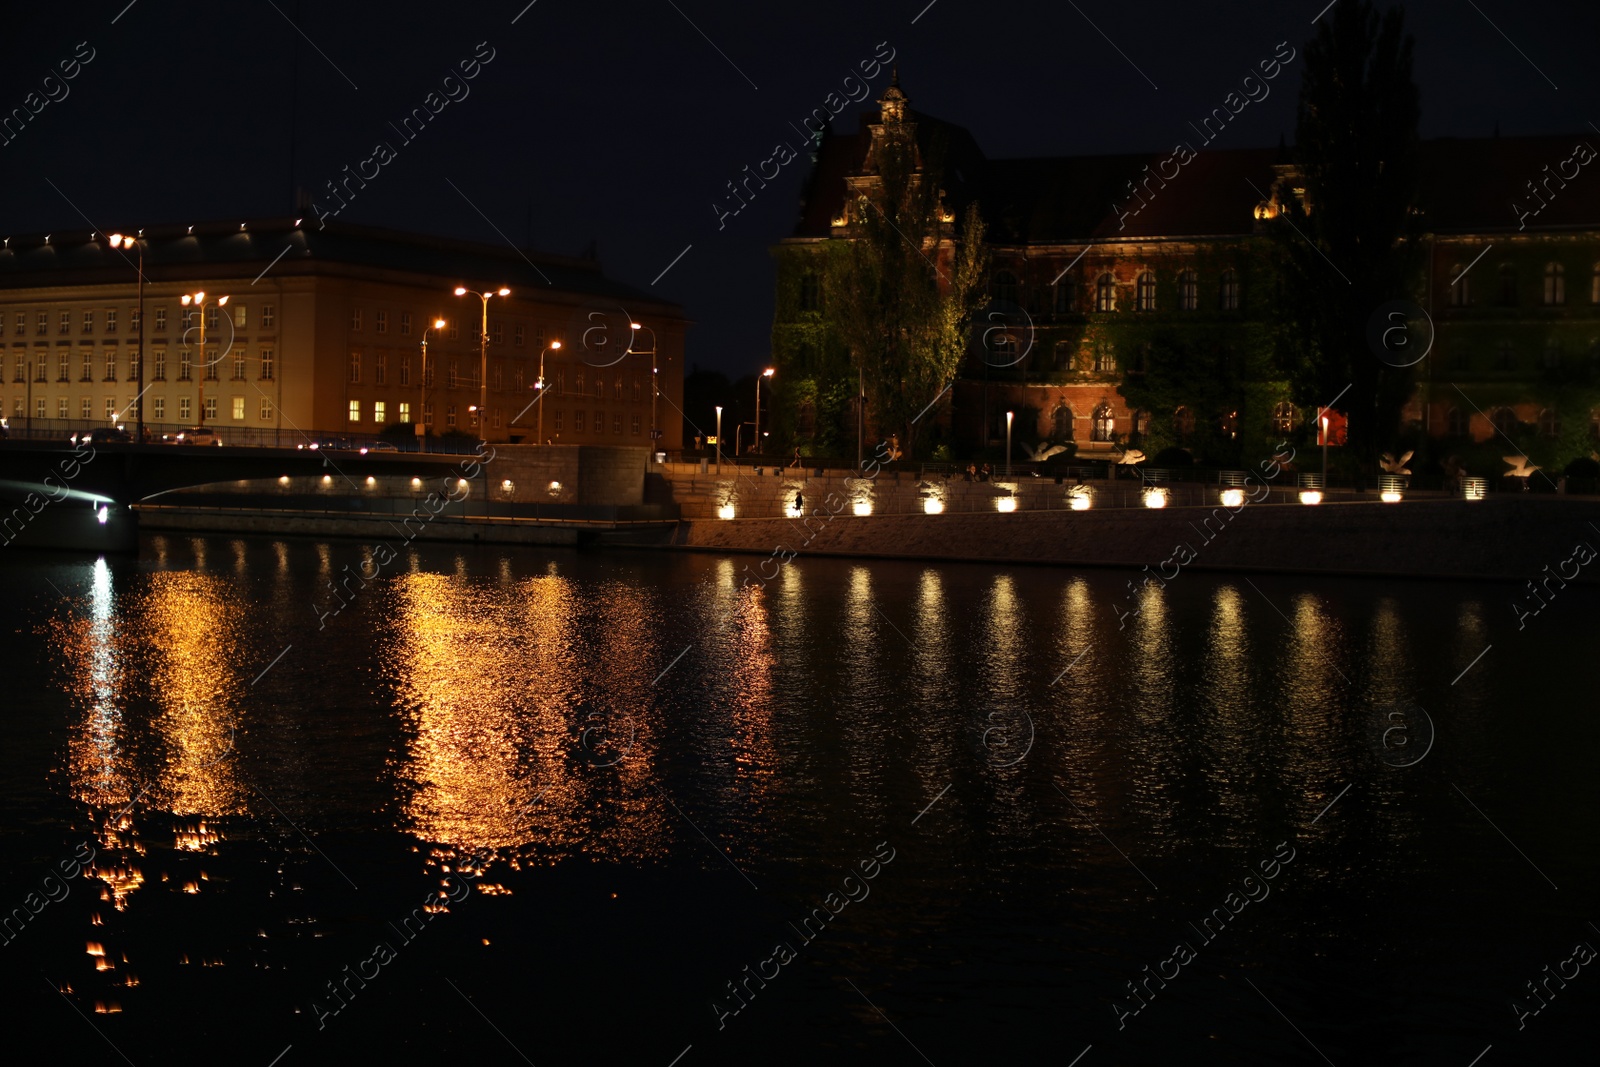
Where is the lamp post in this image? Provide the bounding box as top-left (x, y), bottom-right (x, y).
top-left (419, 317), bottom-right (445, 453)
top-left (628, 322), bottom-right (659, 447)
top-left (107, 233), bottom-right (146, 441)
top-left (535, 340), bottom-right (561, 444)
top-left (856, 365), bottom-right (864, 472)
top-left (180, 290), bottom-right (228, 427)
top-left (715, 405), bottom-right (723, 473)
top-left (753, 366), bottom-right (774, 457)
top-left (454, 285), bottom-right (509, 442)
top-left (1005, 410), bottom-right (1014, 477)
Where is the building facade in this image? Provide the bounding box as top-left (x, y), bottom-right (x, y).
top-left (772, 80), bottom-right (1600, 473)
top-left (0, 219), bottom-right (686, 448)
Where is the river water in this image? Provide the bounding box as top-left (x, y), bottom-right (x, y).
top-left (0, 534), bottom-right (1594, 1064)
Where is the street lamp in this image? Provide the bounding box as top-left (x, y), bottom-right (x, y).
top-left (107, 232), bottom-right (146, 441)
top-left (535, 339), bottom-right (561, 444)
top-left (454, 285), bottom-right (510, 442)
top-left (180, 290), bottom-right (228, 427)
top-left (419, 317), bottom-right (445, 452)
top-left (715, 405), bottom-right (723, 473)
top-left (1005, 410), bottom-right (1014, 477)
top-left (628, 322), bottom-right (659, 447)
top-left (752, 366), bottom-right (774, 457)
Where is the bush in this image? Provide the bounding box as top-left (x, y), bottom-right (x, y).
top-left (1152, 446), bottom-right (1194, 467)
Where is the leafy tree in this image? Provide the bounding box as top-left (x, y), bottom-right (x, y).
top-left (1269, 0), bottom-right (1422, 470)
top-left (824, 121), bottom-right (989, 462)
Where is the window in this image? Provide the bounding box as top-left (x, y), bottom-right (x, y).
top-left (449, 359), bottom-right (459, 387)
top-left (1543, 262), bottom-right (1565, 305)
top-left (447, 318), bottom-right (458, 339)
top-left (575, 410), bottom-right (586, 433)
top-left (613, 413), bottom-right (623, 435)
top-left (632, 414), bottom-right (641, 435)
top-left (10, 357), bottom-right (19, 382)
top-left (204, 352), bottom-right (218, 381)
top-left (1593, 265), bottom-right (1600, 305)
top-left (992, 270), bottom-right (1019, 305)
top-left (446, 405), bottom-right (457, 427)
top-left (800, 271), bottom-right (821, 312)
top-left (153, 349), bottom-right (166, 380)
top-left (423, 403), bottom-right (433, 426)
top-left (154, 307), bottom-right (167, 333)
top-left (206, 306), bottom-right (220, 331)
top-left (349, 351), bottom-right (361, 383)
top-left (82, 310), bottom-right (93, 334)
top-left (1449, 264), bottom-right (1470, 306)
top-left (374, 401), bottom-right (387, 424)
top-left (232, 350), bottom-right (246, 380)
top-left (375, 310), bottom-right (387, 334)
top-left (1220, 269), bottom-right (1240, 310)
top-left (632, 379), bottom-right (641, 402)
top-left (106, 309), bottom-right (118, 334)
top-left (36, 358), bottom-right (47, 383)
top-left (492, 362), bottom-right (503, 390)
top-left (153, 397), bottom-right (165, 420)
top-left (594, 374), bottom-right (605, 398)
top-left (1178, 270), bottom-right (1197, 311)
top-left (81, 397), bottom-right (92, 419)
top-left (260, 397), bottom-right (272, 420)
top-left (1136, 271), bottom-right (1156, 311)
top-left (554, 411), bottom-right (564, 433)
top-left (1091, 404), bottom-right (1115, 442)
top-left (261, 305), bottom-right (275, 328)
top-left (575, 370), bottom-right (585, 394)
top-left (492, 321), bottom-right (504, 345)
top-left (128, 350), bottom-right (140, 381)
top-left (1052, 404), bottom-right (1074, 441)
top-left (1538, 408), bottom-right (1560, 437)
top-left (36, 397), bottom-right (46, 419)
top-left (36, 311), bottom-right (48, 335)
top-left (1093, 339), bottom-right (1116, 373)
top-left (130, 307), bottom-right (140, 331)
top-left (348, 399), bottom-right (361, 423)
top-left (13, 313), bottom-right (23, 336)
top-left (613, 378), bottom-right (622, 400)
top-left (1271, 402), bottom-right (1297, 433)
top-left (1095, 273), bottom-right (1116, 312)
top-left (1490, 407), bottom-right (1516, 436)
top-left (1499, 264), bottom-right (1518, 306)
top-left (232, 304), bottom-right (246, 329)
top-left (59, 311), bottom-right (70, 335)
top-left (179, 397), bottom-right (192, 420)
top-left (1133, 409), bottom-right (1151, 436)
top-left (260, 348), bottom-right (274, 380)
top-left (376, 353), bottom-right (387, 385)
top-left (400, 357), bottom-right (411, 386)
top-left (351, 309), bottom-right (363, 331)
top-left (1174, 406), bottom-right (1195, 438)
top-left (398, 402), bottom-right (411, 423)
top-left (80, 350), bottom-right (93, 381)
top-left (514, 366), bottom-right (524, 390)
top-left (58, 397), bottom-right (70, 418)
top-left (555, 370), bottom-right (564, 394)
top-left (492, 410), bottom-right (501, 429)
top-left (232, 396), bottom-right (245, 420)
top-left (12, 398), bottom-right (22, 417)
top-left (203, 397), bottom-right (216, 421)
top-left (58, 354), bottom-right (69, 382)
top-left (1053, 276), bottom-right (1073, 314)
top-left (104, 350), bottom-right (117, 381)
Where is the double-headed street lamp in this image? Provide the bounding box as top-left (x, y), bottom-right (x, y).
top-left (419, 316), bottom-right (446, 452)
top-left (627, 322), bottom-right (659, 446)
top-left (535, 339), bottom-right (561, 444)
top-left (180, 290), bottom-right (228, 427)
top-left (455, 285), bottom-right (509, 441)
top-left (107, 233), bottom-right (146, 441)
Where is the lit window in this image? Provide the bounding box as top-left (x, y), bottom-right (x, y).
top-left (374, 401), bottom-right (387, 424)
top-left (348, 399), bottom-right (361, 423)
top-left (1136, 271), bottom-right (1156, 311)
top-left (1091, 404), bottom-right (1114, 442)
top-left (1095, 273), bottom-right (1115, 312)
top-left (1093, 339), bottom-right (1116, 373)
top-left (1543, 262), bottom-right (1565, 305)
top-left (1178, 270), bottom-right (1197, 311)
top-left (232, 304), bottom-right (247, 328)
top-left (398, 401), bottom-right (411, 423)
top-left (1271, 401), bottom-right (1297, 433)
top-left (232, 396), bottom-right (245, 420)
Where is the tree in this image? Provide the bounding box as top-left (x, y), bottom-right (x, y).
top-left (1269, 0), bottom-right (1422, 470)
top-left (824, 116), bottom-right (988, 462)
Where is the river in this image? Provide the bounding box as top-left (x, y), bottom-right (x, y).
top-left (0, 534), bottom-right (1594, 1064)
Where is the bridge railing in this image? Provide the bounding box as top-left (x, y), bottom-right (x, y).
top-left (0, 420), bottom-right (485, 453)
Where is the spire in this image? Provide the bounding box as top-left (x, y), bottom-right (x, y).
top-left (879, 71), bottom-right (908, 124)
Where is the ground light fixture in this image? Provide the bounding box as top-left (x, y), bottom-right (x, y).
top-left (852, 500), bottom-right (873, 516)
top-left (717, 504), bottom-right (736, 520)
top-left (1462, 477), bottom-right (1487, 500)
top-left (923, 497), bottom-right (944, 514)
top-left (996, 496), bottom-right (1017, 512)
top-left (1299, 489), bottom-right (1324, 505)
top-left (1220, 488), bottom-right (1245, 508)
top-left (1142, 487), bottom-right (1168, 508)
top-left (1380, 489), bottom-right (1404, 503)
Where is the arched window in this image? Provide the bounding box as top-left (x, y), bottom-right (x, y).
top-left (1092, 403), bottom-right (1115, 442)
top-left (1592, 263), bottom-right (1600, 305)
top-left (1178, 270), bottom-right (1197, 311)
top-left (1136, 271), bottom-right (1157, 311)
top-left (1133, 409), bottom-right (1151, 436)
top-left (1544, 262), bottom-right (1566, 305)
top-left (1542, 262), bottom-right (1566, 305)
top-left (1093, 339), bottom-right (1116, 373)
top-left (799, 271), bottom-right (821, 312)
top-left (1219, 269), bottom-right (1240, 310)
top-left (1053, 277), bottom-right (1073, 314)
top-left (1499, 263), bottom-right (1518, 306)
top-left (1538, 408), bottom-right (1561, 438)
top-left (1491, 407), bottom-right (1516, 436)
top-left (1052, 340), bottom-right (1073, 371)
top-left (1174, 406), bottom-right (1195, 438)
top-left (1095, 272), bottom-right (1116, 312)
top-left (1271, 401), bottom-right (1297, 433)
top-left (993, 270), bottom-right (1019, 305)
top-left (594, 374), bottom-right (605, 397)
top-left (1052, 404), bottom-right (1074, 441)
top-left (1448, 264), bottom-right (1470, 306)
top-left (1446, 407), bottom-right (1467, 436)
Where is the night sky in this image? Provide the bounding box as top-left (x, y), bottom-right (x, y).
top-left (1, 0), bottom-right (1596, 377)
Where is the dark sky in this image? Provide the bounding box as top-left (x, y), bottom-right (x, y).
top-left (2, 0), bottom-right (1596, 377)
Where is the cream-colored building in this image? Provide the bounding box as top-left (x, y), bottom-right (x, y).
top-left (0, 218), bottom-right (687, 447)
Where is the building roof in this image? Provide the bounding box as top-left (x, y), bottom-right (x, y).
top-left (790, 98), bottom-right (1600, 243)
top-left (0, 218), bottom-right (681, 313)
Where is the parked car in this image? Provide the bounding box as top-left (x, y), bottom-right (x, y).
top-left (74, 427), bottom-right (132, 445)
top-left (165, 427), bottom-right (223, 446)
top-left (359, 442), bottom-right (399, 453)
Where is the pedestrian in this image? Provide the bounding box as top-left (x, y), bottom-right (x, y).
top-left (794, 491), bottom-right (804, 513)
top-left (964, 464), bottom-right (977, 481)
top-left (790, 447), bottom-right (802, 468)
top-left (979, 463), bottom-right (992, 482)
